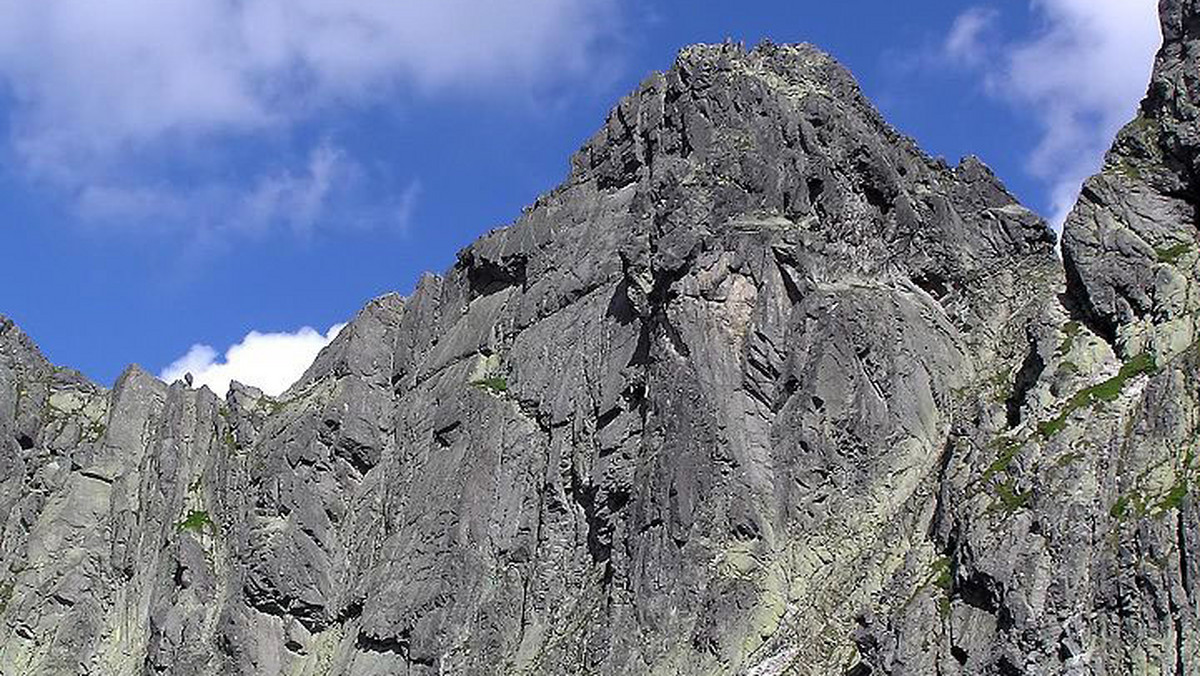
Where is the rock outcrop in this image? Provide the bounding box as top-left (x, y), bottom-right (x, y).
top-left (860, 0), bottom-right (1200, 673)
top-left (0, 1), bottom-right (1196, 674)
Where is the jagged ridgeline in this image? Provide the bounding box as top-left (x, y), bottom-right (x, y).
top-left (0, 0), bottom-right (1197, 674)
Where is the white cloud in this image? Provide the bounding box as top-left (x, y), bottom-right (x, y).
top-left (944, 8), bottom-right (998, 67)
top-left (241, 143), bottom-right (346, 236)
top-left (0, 0), bottom-right (618, 233)
top-left (945, 0), bottom-right (1161, 227)
top-left (0, 0), bottom-right (618, 173)
top-left (160, 323), bottom-right (346, 397)
top-left (75, 141), bottom-right (421, 237)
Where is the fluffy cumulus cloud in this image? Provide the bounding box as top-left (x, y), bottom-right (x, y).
top-left (946, 0), bottom-right (1160, 227)
top-left (0, 0), bottom-right (617, 233)
top-left (159, 323), bottom-right (345, 396)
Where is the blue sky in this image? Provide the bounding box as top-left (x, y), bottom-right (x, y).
top-left (0, 0), bottom-right (1161, 392)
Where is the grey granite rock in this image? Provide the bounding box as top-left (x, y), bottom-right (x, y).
top-left (0, 3), bottom-right (1194, 673)
top-left (856, 1), bottom-right (1200, 674)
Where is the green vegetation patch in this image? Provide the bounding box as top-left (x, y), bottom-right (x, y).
top-left (178, 510), bottom-right (216, 535)
top-left (1157, 476), bottom-right (1189, 512)
top-left (1110, 494), bottom-right (1135, 520)
top-left (1112, 449), bottom-right (1199, 521)
top-left (254, 397), bottom-right (289, 417)
top-left (973, 437), bottom-right (1038, 517)
top-left (1056, 361), bottom-right (1080, 377)
top-left (982, 436), bottom-right (1023, 483)
top-left (1054, 451), bottom-right (1086, 468)
top-left (1038, 353), bottom-right (1156, 438)
top-left (905, 555), bottom-right (954, 619)
top-left (1116, 159), bottom-right (1145, 182)
top-left (990, 478), bottom-right (1033, 515)
top-left (1156, 243), bottom-right (1192, 265)
top-left (472, 376), bottom-right (508, 395)
top-left (931, 555), bottom-right (954, 619)
top-left (930, 556), bottom-right (952, 592)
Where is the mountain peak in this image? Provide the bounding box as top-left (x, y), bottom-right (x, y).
top-left (568, 39), bottom-right (894, 195)
top-left (4, 4), bottom-right (1197, 675)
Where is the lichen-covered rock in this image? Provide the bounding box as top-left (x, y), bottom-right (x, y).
top-left (856, 1), bottom-right (1200, 674)
top-left (0, 4), bottom-right (1194, 674)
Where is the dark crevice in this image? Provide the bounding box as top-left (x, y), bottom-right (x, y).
top-left (355, 630), bottom-right (432, 666)
top-left (596, 407), bottom-right (622, 432)
top-left (15, 434), bottom-right (33, 450)
top-left (848, 621), bottom-right (879, 675)
top-left (861, 180), bottom-right (893, 216)
top-left (911, 270), bottom-right (950, 302)
top-left (1176, 614), bottom-right (1185, 676)
top-left (950, 646), bottom-right (968, 665)
top-left (773, 377), bottom-right (800, 413)
top-left (572, 481), bottom-right (605, 561)
top-left (997, 604), bottom-right (1015, 632)
top-left (807, 176), bottom-right (827, 221)
top-left (853, 149), bottom-right (896, 217)
top-left (746, 347), bottom-right (780, 383)
top-left (284, 640), bottom-right (305, 655)
top-left (1177, 510), bottom-right (1191, 593)
top-left (628, 317), bottom-right (652, 368)
top-left (1061, 245), bottom-right (1118, 348)
top-left (79, 470), bottom-right (114, 485)
top-left (995, 656), bottom-right (1022, 676)
top-left (605, 277), bottom-right (637, 326)
top-left (929, 436), bottom-right (957, 541)
top-left (622, 381), bottom-right (647, 410)
top-left (731, 516), bottom-right (760, 542)
top-left (647, 261), bottom-right (693, 360)
top-left (1057, 636), bottom-right (1074, 661)
top-left (462, 251), bottom-right (528, 299)
top-left (958, 571), bottom-right (1000, 615)
top-left (336, 600), bottom-right (364, 624)
top-left (620, 245), bottom-right (696, 367)
top-left (773, 250), bottom-right (805, 306)
top-left (243, 592), bottom-right (326, 633)
top-left (433, 421), bottom-right (461, 449)
top-left (1006, 339), bottom-right (1045, 427)
top-left (571, 478), bottom-right (631, 573)
top-left (333, 440), bottom-right (377, 476)
top-left (1177, 509), bottom-right (1189, 675)
top-left (664, 83), bottom-right (694, 160)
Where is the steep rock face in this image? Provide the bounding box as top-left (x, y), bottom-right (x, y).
top-left (1064, 0), bottom-right (1199, 355)
top-left (0, 6), bottom-right (1192, 676)
top-left (859, 0), bottom-right (1200, 674)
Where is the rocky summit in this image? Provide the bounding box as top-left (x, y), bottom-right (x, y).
top-left (2, 1), bottom-right (1198, 674)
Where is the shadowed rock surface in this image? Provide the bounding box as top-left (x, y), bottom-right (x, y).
top-left (0, 2), bottom-right (1196, 674)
